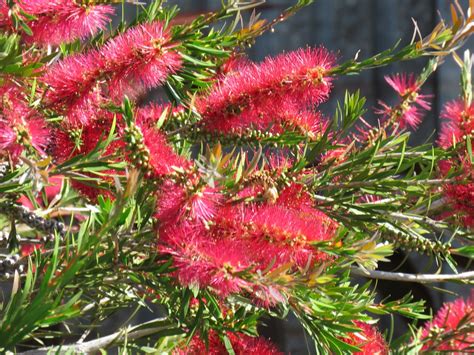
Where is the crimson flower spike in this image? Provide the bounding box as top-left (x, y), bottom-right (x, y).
top-left (0, 0), bottom-right (114, 46)
top-left (343, 321), bottom-right (388, 355)
top-left (0, 84), bottom-right (49, 161)
top-left (377, 73), bottom-right (431, 129)
top-left (196, 47), bottom-right (335, 139)
top-left (159, 225), bottom-right (256, 297)
top-left (124, 105), bottom-right (189, 179)
top-left (421, 292), bottom-right (474, 352)
top-left (214, 201), bottom-right (336, 268)
top-left (102, 22), bottom-right (182, 102)
top-left (43, 50), bottom-right (105, 126)
top-left (174, 330), bottom-right (282, 355)
top-left (438, 99), bottom-right (474, 228)
top-left (438, 99), bottom-right (474, 148)
top-left (43, 22), bottom-right (182, 126)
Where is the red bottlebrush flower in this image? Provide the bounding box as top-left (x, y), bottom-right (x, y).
top-left (21, 0), bottom-right (114, 46)
top-left (156, 180), bottom-right (222, 229)
top-left (377, 73), bottom-right (431, 129)
top-left (0, 1), bottom-right (10, 28)
top-left (212, 199), bottom-right (336, 270)
top-left (51, 113), bottom-right (122, 163)
top-left (134, 122), bottom-right (189, 178)
top-left (444, 181), bottom-right (474, 229)
top-left (159, 194), bottom-right (336, 299)
top-left (439, 154), bottom-right (474, 229)
top-left (439, 99), bottom-right (474, 148)
top-left (344, 321), bottom-right (388, 355)
top-left (159, 225), bottom-right (254, 297)
top-left (43, 22), bottom-right (181, 125)
top-left (51, 114), bottom-right (123, 201)
top-left (241, 204), bottom-right (336, 267)
top-left (174, 330), bottom-right (282, 355)
top-left (43, 50), bottom-right (105, 126)
top-left (421, 293), bottom-right (474, 353)
top-left (246, 204), bottom-right (335, 244)
top-left (0, 84), bottom-right (49, 160)
top-left (196, 47), bottom-right (335, 137)
top-left (102, 22), bottom-right (182, 101)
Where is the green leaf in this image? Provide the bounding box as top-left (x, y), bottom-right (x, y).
top-left (454, 245), bottom-right (474, 258)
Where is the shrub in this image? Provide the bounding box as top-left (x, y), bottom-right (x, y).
top-left (0, 1), bottom-right (472, 353)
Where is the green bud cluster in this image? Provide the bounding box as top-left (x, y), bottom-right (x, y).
top-left (123, 123), bottom-right (152, 175)
top-left (384, 232), bottom-right (450, 255)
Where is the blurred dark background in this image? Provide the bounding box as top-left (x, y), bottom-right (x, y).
top-left (115, 1), bottom-right (474, 353)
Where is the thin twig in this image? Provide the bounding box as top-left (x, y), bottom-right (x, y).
top-left (351, 267), bottom-right (474, 283)
top-left (389, 212), bottom-right (449, 231)
top-left (317, 178), bottom-right (451, 191)
top-left (20, 317), bottom-right (179, 354)
top-left (409, 198), bottom-right (447, 215)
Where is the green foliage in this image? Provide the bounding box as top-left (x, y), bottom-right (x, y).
top-left (0, 0), bottom-right (473, 354)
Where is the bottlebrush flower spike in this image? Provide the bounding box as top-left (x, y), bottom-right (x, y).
top-left (102, 22), bottom-right (182, 101)
top-left (159, 225), bottom-right (254, 297)
top-left (235, 204), bottom-right (336, 268)
top-left (0, 1), bottom-right (10, 28)
top-left (421, 292), bottom-right (474, 352)
top-left (158, 185), bottom-right (335, 299)
top-left (245, 204), bottom-right (336, 246)
top-left (51, 113), bottom-right (122, 163)
top-left (439, 99), bottom-right (474, 148)
top-left (377, 73), bottom-right (431, 129)
top-left (0, 84), bottom-right (49, 160)
top-left (443, 180), bottom-right (474, 229)
top-left (124, 110), bottom-right (189, 178)
top-left (16, 0), bottom-right (114, 46)
top-left (43, 50), bottom-right (105, 126)
top-left (196, 47), bottom-right (335, 138)
top-left (42, 22), bottom-right (181, 125)
top-left (174, 330), bottom-right (282, 355)
top-left (344, 321), bottom-right (388, 355)
top-left (51, 114), bottom-right (123, 200)
top-left (438, 154), bottom-right (474, 229)
top-left (156, 180), bottom-right (222, 229)
top-left (211, 195), bottom-right (337, 268)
